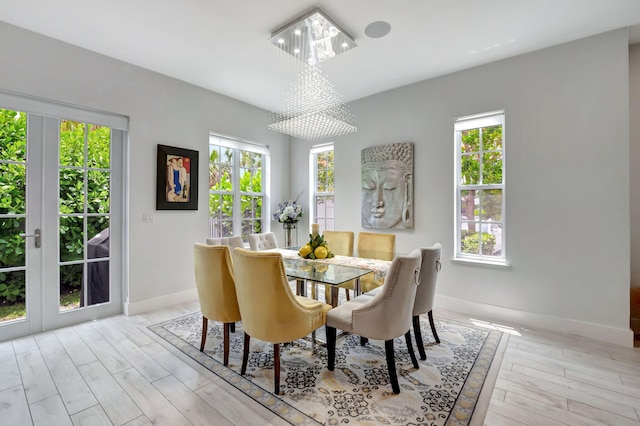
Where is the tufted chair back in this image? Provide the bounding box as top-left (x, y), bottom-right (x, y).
top-left (322, 230), bottom-right (354, 257)
top-left (206, 236), bottom-right (244, 250)
top-left (325, 248), bottom-right (422, 394)
top-left (193, 243), bottom-right (241, 365)
top-left (248, 232), bottom-right (278, 251)
top-left (232, 247), bottom-right (331, 394)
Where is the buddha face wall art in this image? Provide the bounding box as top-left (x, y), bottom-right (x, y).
top-left (361, 142), bottom-right (414, 229)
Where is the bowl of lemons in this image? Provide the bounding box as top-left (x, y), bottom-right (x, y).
top-left (298, 234), bottom-right (334, 260)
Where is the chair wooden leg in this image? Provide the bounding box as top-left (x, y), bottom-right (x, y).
top-left (345, 288), bottom-right (350, 301)
top-left (241, 333), bottom-right (250, 375)
top-left (385, 339), bottom-right (400, 394)
top-left (413, 315), bottom-right (427, 360)
top-left (428, 310), bottom-right (440, 344)
top-left (405, 331), bottom-right (419, 369)
top-left (223, 322), bottom-right (230, 366)
top-left (200, 317), bottom-right (208, 352)
top-left (273, 343), bottom-right (280, 394)
top-left (327, 326), bottom-right (337, 371)
top-left (230, 322), bottom-right (235, 333)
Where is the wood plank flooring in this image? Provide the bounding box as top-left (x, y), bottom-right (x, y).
top-left (0, 301), bottom-right (638, 425)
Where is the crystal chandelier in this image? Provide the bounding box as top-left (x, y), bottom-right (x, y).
top-left (268, 9), bottom-right (357, 141)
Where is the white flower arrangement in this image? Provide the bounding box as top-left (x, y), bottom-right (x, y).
top-left (273, 200), bottom-right (303, 224)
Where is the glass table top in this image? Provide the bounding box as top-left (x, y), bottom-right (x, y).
top-left (282, 257), bottom-right (371, 286)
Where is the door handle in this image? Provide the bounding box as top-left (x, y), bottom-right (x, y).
top-left (19, 228), bottom-right (41, 248)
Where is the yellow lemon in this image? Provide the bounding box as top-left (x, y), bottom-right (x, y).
top-left (314, 246), bottom-right (328, 259)
top-left (299, 244), bottom-right (313, 258)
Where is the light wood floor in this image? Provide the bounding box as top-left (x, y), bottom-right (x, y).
top-left (1, 301), bottom-right (639, 426)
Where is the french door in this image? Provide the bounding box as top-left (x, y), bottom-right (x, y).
top-left (0, 99), bottom-right (125, 341)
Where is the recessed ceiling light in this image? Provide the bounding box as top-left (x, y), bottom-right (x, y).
top-left (364, 21), bottom-right (391, 38)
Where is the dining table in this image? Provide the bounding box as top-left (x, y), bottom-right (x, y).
top-left (269, 248), bottom-right (392, 308)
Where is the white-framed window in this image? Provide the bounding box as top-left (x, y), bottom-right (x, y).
top-left (310, 143), bottom-right (334, 232)
top-left (454, 110), bottom-right (505, 264)
top-left (208, 134), bottom-right (268, 242)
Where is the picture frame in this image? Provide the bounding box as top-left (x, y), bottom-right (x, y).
top-left (156, 144), bottom-right (199, 210)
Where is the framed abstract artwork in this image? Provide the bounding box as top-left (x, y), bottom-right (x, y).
top-left (156, 144), bottom-right (199, 210)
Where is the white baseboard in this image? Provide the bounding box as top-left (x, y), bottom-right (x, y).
top-left (436, 295), bottom-right (635, 347)
top-left (124, 288), bottom-right (198, 316)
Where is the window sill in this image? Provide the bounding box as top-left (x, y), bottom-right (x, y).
top-left (451, 257), bottom-right (511, 268)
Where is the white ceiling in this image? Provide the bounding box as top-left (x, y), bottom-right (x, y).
top-left (1, 0), bottom-right (640, 112)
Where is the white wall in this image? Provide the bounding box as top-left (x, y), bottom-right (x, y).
top-left (0, 22), bottom-right (292, 311)
top-left (292, 29), bottom-right (633, 345)
top-left (631, 44), bottom-right (640, 290)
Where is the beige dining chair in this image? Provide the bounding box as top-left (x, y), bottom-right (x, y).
top-left (248, 232), bottom-right (278, 251)
top-left (232, 248), bottom-right (331, 394)
top-left (412, 244), bottom-right (442, 359)
top-left (193, 243), bottom-right (241, 366)
top-left (326, 249), bottom-right (422, 394)
top-left (353, 231), bottom-right (396, 294)
top-left (322, 230), bottom-right (355, 303)
top-left (206, 236), bottom-right (244, 250)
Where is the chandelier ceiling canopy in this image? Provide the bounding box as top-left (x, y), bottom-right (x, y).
top-left (267, 8), bottom-right (357, 141)
top-left (268, 8), bottom-right (357, 66)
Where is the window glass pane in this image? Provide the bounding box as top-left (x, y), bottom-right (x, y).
top-left (460, 154), bottom-right (480, 185)
top-left (0, 270), bottom-right (26, 323)
top-left (87, 260), bottom-right (109, 305)
top-left (241, 195), bottom-right (253, 218)
top-left (87, 170), bottom-right (110, 214)
top-left (221, 146), bottom-right (233, 164)
top-left (254, 195), bottom-right (262, 219)
top-left (482, 152), bottom-right (503, 184)
top-left (251, 152), bottom-right (262, 169)
top-left (209, 193), bottom-right (221, 217)
top-left (60, 263), bottom-right (82, 311)
top-left (60, 168), bottom-right (85, 214)
top-left (60, 215), bottom-right (84, 261)
top-left (0, 163), bottom-right (26, 214)
top-left (59, 120), bottom-right (85, 167)
top-left (0, 217), bottom-right (25, 268)
top-left (460, 189), bottom-right (477, 221)
top-left (461, 128), bottom-right (480, 153)
top-left (482, 125), bottom-right (502, 151)
top-left (480, 189), bottom-right (502, 221)
top-left (87, 216), bottom-right (109, 259)
top-left (87, 125), bottom-right (110, 169)
top-left (222, 194), bottom-right (234, 218)
top-left (460, 225), bottom-right (480, 255)
top-left (0, 109), bottom-right (27, 162)
top-left (220, 221), bottom-right (233, 237)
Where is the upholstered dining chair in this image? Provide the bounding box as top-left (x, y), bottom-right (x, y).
top-left (322, 230), bottom-right (355, 302)
top-left (248, 232), bottom-right (278, 251)
top-left (355, 231), bottom-right (396, 293)
top-left (326, 248), bottom-right (422, 394)
top-left (362, 244), bottom-right (442, 361)
top-left (193, 243), bottom-right (241, 366)
top-left (412, 244), bottom-right (442, 360)
top-left (232, 248), bottom-right (332, 394)
top-left (206, 236), bottom-right (244, 250)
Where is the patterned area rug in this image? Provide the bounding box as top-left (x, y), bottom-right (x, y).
top-left (149, 312), bottom-right (502, 425)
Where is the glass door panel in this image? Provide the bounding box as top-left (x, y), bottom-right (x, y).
top-left (0, 109), bottom-right (28, 325)
top-left (58, 120), bottom-right (111, 312)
